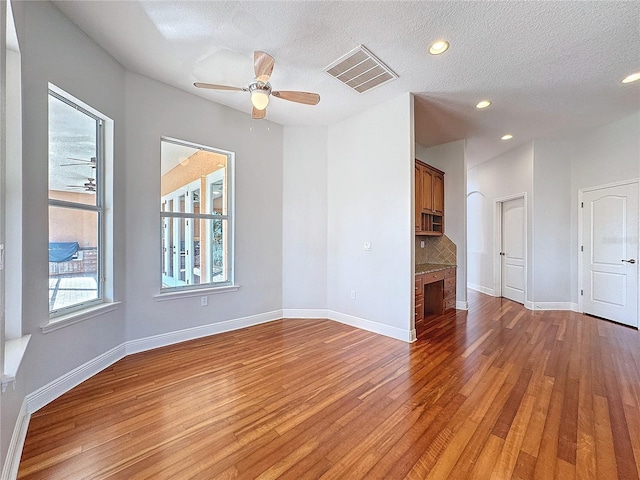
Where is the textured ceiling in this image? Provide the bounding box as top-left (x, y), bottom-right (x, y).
top-left (52, 0), bottom-right (640, 166)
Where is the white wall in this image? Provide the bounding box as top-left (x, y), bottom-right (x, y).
top-left (282, 127), bottom-right (327, 311)
top-left (327, 93), bottom-right (414, 340)
top-left (467, 112), bottom-right (639, 308)
top-left (467, 143), bottom-right (534, 299)
top-left (415, 140), bottom-right (467, 306)
top-left (532, 140), bottom-right (572, 305)
top-left (5, 0), bottom-right (128, 466)
top-left (124, 72), bottom-right (284, 341)
top-left (5, 47), bottom-right (21, 339)
top-left (568, 112), bottom-right (640, 303)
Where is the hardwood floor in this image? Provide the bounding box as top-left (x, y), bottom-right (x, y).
top-left (18, 291), bottom-right (640, 479)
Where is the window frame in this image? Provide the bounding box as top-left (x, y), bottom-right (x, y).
top-left (47, 89), bottom-right (105, 318)
top-left (160, 137), bottom-right (235, 294)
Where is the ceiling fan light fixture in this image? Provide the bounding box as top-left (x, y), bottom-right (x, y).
top-left (621, 72), bottom-right (640, 84)
top-left (429, 40), bottom-right (449, 55)
top-left (251, 89), bottom-right (270, 110)
top-left (195, 52), bottom-right (320, 119)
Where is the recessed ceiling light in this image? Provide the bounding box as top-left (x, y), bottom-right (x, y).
top-left (501, 134), bottom-right (513, 141)
top-left (476, 100), bottom-right (491, 109)
top-left (621, 72), bottom-right (640, 84)
top-left (429, 40), bottom-right (449, 55)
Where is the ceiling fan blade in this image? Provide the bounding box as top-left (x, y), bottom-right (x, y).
top-left (194, 82), bottom-right (246, 91)
top-left (254, 51), bottom-right (275, 83)
top-left (272, 91), bottom-right (320, 105)
top-left (67, 157), bottom-right (96, 163)
top-left (252, 107), bottom-right (266, 120)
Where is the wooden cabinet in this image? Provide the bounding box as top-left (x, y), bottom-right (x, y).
top-left (414, 164), bottom-right (422, 233)
top-left (443, 268), bottom-right (456, 311)
top-left (415, 160), bottom-right (444, 236)
top-left (415, 267), bottom-right (456, 337)
top-left (415, 276), bottom-right (424, 330)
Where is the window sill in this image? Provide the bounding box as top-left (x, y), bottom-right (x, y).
top-left (2, 335), bottom-right (31, 393)
top-left (154, 285), bottom-right (240, 302)
top-left (42, 301), bottom-right (121, 334)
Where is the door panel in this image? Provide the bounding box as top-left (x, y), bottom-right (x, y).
top-left (583, 183), bottom-right (638, 326)
top-left (433, 173), bottom-right (444, 214)
top-left (591, 271), bottom-right (625, 306)
top-left (501, 197), bottom-right (525, 304)
top-left (415, 164), bottom-right (422, 231)
top-left (422, 166), bottom-right (433, 213)
top-left (505, 264), bottom-right (525, 292)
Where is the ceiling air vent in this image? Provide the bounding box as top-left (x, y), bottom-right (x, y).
top-left (324, 45), bottom-right (398, 94)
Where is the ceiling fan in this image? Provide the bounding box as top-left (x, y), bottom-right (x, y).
top-left (61, 156), bottom-right (96, 168)
top-left (66, 177), bottom-right (96, 192)
top-left (194, 51), bottom-right (320, 119)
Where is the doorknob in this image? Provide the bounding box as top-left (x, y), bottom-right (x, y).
top-left (622, 259), bottom-right (636, 264)
top-left (499, 252), bottom-right (505, 256)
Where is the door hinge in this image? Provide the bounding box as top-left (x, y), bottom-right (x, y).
top-left (581, 202), bottom-right (584, 208)
top-left (581, 290), bottom-right (583, 296)
top-left (581, 245), bottom-right (583, 252)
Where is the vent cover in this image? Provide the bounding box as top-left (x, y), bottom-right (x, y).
top-left (324, 45), bottom-right (398, 94)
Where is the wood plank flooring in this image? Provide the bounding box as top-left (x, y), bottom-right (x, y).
top-left (18, 291), bottom-right (640, 479)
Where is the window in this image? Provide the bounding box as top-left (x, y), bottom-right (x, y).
top-left (48, 90), bottom-right (104, 316)
top-left (160, 138), bottom-right (234, 291)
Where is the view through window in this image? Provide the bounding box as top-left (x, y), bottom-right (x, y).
top-left (48, 90), bottom-right (103, 314)
top-left (161, 139), bottom-right (233, 290)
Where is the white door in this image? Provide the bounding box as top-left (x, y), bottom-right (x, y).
top-left (582, 182), bottom-right (638, 327)
top-left (501, 197), bottom-right (525, 304)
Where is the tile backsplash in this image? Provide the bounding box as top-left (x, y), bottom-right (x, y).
top-left (416, 235), bottom-right (457, 265)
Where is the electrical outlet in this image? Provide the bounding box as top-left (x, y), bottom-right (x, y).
top-left (200, 296), bottom-right (208, 307)
top-left (420, 240), bottom-right (425, 248)
top-left (364, 242), bottom-right (371, 251)
top-left (350, 290), bottom-right (356, 300)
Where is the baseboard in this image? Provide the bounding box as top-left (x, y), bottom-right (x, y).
top-left (282, 308), bottom-right (328, 319)
top-left (2, 398), bottom-right (29, 480)
top-left (530, 302), bottom-right (579, 311)
top-left (468, 283), bottom-right (496, 296)
top-left (326, 310), bottom-right (413, 342)
top-left (26, 343), bottom-right (127, 414)
top-left (125, 310), bottom-right (283, 355)
top-left (280, 308), bottom-right (416, 342)
top-left (456, 300), bottom-right (469, 310)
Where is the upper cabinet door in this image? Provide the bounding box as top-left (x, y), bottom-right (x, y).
top-left (415, 164), bottom-right (423, 232)
top-left (433, 172), bottom-right (444, 215)
top-left (421, 165), bottom-right (433, 213)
